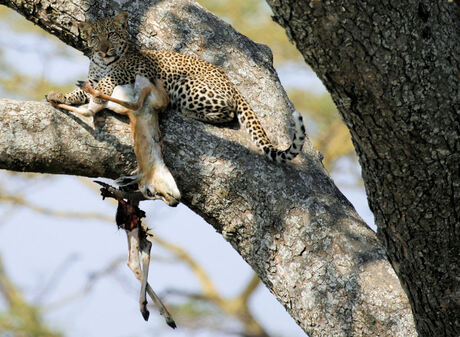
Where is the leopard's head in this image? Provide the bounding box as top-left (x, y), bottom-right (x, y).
top-left (79, 12), bottom-right (130, 64)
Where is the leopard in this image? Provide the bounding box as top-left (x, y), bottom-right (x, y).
top-left (46, 11), bottom-right (306, 163)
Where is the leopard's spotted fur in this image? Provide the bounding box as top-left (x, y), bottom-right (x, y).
top-left (46, 12), bottom-right (306, 163)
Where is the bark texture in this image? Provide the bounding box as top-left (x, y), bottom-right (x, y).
top-left (265, 1), bottom-right (459, 336)
top-left (0, 0), bottom-right (417, 336)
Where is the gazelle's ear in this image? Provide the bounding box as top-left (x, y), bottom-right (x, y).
top-left (78, 22), bottom-right (93, 39)
top-left (114, 11), bottom-right (129, 30)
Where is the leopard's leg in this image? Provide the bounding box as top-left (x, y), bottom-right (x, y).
top-left (48, 80), bottom-right (107, 117)
top-left (46, 86), bottom-right (89, 106)
top-left (51, 76), bottom-right (130, 118)
top-left (180, 105), bottom-right (236, 124)
top-left (172, 77), bottom-right (236, 124)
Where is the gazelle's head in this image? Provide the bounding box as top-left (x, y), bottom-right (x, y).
top-left (139, 166), bottom-right (181, 207)
top-left (115, 168), bottom-right (181, 207)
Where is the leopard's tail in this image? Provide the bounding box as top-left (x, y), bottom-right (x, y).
top-left (236, 95), bottom-right (306, 163)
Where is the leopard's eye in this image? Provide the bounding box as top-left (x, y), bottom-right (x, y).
top-left (90, 35), bottom-right (99, 44)
top-left (109, 31), bottom-right (121, 40)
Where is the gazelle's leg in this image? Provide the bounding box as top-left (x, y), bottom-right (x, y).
top-left (77, 81), bottom-right (151, 111)
top-left (150, 79), bottom-right (170, 112)
top-left (139, 235), bottom-right (152, 321)
top-left (126, 229), bottom-right (142, 280)
top-left (49, 101), bottom-right (98, 117)
top-left (144, 284), bottom-right (176, 328)
top-left (126, 229), bottom-right (150, 320)
top-left (125, 229), bottom-right (176, 327)
top-left (115, 172), bottom-right (143, 187)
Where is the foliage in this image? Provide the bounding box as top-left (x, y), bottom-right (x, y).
top-left (0, 256), bottom-right (62, 337)
top-left (198, 0), bottom-right (302, 64)
top-left (0, 7), bottom-right (78, 100)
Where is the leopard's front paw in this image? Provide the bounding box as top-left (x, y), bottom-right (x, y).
top-left (45, 91), bottom-right (66, 104)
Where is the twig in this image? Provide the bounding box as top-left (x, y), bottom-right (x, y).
top-left (33, 253), bottom-right (79, 304)
top-left (0, 194), bottom-right (113, 221)
top-left (43, 256), bottom-right (125, 311)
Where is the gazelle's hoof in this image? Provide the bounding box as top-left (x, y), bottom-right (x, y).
top-left (166, 317), bottom-right (177, 329)
top-left (141, 304), bottom-right (150, 321)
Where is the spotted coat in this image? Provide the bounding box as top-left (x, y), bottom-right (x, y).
top-left (46, 12), bottom-right (305, 163)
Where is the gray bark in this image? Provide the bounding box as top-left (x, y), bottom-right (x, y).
top-left (0, 0), bottom-right (417, 336)
top-left (265, 1), bottom-right (459, 336)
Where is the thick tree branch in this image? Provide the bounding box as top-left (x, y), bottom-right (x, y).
top-left (0, 0), bottom-right (416, 336)
top-left (265, 0), bottom-right (459, 336)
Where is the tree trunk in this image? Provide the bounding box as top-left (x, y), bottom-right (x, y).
top-left (0, 0), bottom-right (418, 336)
top-left (265, 1), bottom-right (459, 336)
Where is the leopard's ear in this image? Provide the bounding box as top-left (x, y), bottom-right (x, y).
top-left (113, 11), bottom-right (129, 30)
top-left (78, 21), bottom-right (93, 39)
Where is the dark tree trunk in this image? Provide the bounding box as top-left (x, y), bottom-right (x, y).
top-left (265, 1), bottom-right (459, 336)
top-left (0, 0), bottom-right (419, 336)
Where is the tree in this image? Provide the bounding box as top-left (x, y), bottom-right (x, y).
top-left (0, 0), bottom-right (423, 336)
top-left (265, 1), bottom-right (459, 336)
